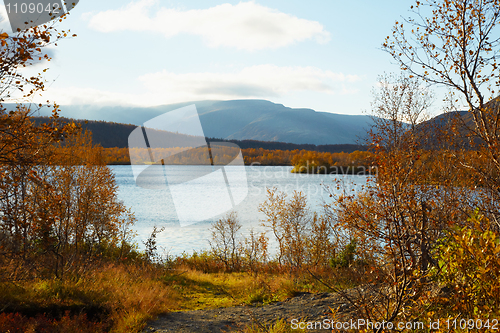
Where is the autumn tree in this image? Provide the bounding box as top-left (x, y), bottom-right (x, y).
top-left (383, 0), bottom-right (500, 103)
top-left (241, 228), bottom-right (268, 274)
top-left (383, 0), bottom-right (500, 218)
top-left (323, 73), bottom-right (480, 327)
top-left (370, 0), bottom-right (500, 324)
top-left (0, 15), bottom-right (137, 281)
top-left (326, 0), bottom-right (500, 325)
top-left (0, 126), bottom-right (136, 280)
top-left (258, 188), bottom-right (310, 270)
top-left (209, 212), bottom-right (268, 273)
top-left (258, 188), bottom-right (336, 271)
top-left (0, 11), bottom-right (76, 165)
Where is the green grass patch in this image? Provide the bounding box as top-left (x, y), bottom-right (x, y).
top-left (164, 268), bottom-right (337, 311)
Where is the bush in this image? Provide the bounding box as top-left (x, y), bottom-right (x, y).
top-left (259, 188), bottom-right (336, 270)
top-left (209, 212), bottom-right (243, 271)
top-left (208, 212), bottom-right (269, 273)
top-left (330, 239), bottom-right (357, 269)
top-left (431, 210), bottom-right (500, 318)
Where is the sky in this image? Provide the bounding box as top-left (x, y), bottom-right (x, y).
top-left (0, 0), bottom-right (426, 116)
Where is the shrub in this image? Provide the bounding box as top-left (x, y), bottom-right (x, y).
top-left (431, 210), bottom-right (500, 318)
top-left (259, 188), bottom-right (336, 270)
top-left (209, 212), bottom-right (243, 272)
top-left (330, 239), bottom-right (357, 269)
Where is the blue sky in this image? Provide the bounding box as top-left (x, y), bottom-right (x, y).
top-left (1, 0), bottom-right (423, 116)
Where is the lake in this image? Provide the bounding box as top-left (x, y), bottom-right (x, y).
top-left (111, 165), bottom-right (370, 255)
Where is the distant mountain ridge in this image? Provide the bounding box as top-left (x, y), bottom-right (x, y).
top-left (32, 116), bottom-right (368, 153)
top-left (32, 99), bottom-right (374, 146)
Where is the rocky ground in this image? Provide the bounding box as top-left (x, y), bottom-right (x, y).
top-left (143, 291), bottom-right (358, 333)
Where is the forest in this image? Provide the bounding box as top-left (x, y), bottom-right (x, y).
top-left (0, 0), bottom-right (500, 332)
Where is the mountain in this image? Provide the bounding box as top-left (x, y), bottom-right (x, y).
top-left (32, 100), bottom-right (374, 145)
top-left (32, 116), bottom-right (367, 152)
top-left (416, 110), bottom-right (480, 148)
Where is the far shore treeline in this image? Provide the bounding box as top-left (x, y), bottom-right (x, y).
top-left (99, 146), bottom-right (373, 170)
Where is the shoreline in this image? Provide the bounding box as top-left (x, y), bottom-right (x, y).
top-left (108, 164), bottom-right (377, 176)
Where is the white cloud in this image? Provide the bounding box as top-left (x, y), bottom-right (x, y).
top-left (84, 0), bottom-right (330, 50)
top-left (139, 65), bottom-right (359, 99)
top-left (34, 65), bottom-right (360, 106)
top-left (31, 86), bottom-right (138, 106)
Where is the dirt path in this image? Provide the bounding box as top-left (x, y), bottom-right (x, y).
top-left (143, 292), bottom-right (354, 333)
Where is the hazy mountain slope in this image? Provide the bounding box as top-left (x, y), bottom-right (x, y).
top-left (30, 99), bottom-right (374, 145)
top-left (195, 100), bottom-right (280, 139)
top-left (225, 108), bottom-right (370, 144)
top-left (193, 100), bottom-right (373, 144)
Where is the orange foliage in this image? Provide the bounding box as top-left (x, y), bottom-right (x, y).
top-left (97, 146), bottom-right (374, 167)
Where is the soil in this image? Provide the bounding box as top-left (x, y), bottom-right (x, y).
top-left (142, 291), bottom-right (358, 333)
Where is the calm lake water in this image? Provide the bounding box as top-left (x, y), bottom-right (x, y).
top-left (111, 165), bottom-right (370, 255)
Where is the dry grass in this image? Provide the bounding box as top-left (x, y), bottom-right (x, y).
top-left (0, 257), bottom-right (342, 332)
top-left (82, 263), bottom-right (178, 332)
top-left (0, 262), bottom-right (178, 333)
top-left (164, 265), bottom-right (334, 312)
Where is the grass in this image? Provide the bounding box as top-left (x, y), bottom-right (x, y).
top-left (164, 266), bottom-right (336, 311)
top-left (0, 257), bottom-right (341, 332)
top-left (84, 263), bottom-right (178, 332)
top-left (0, 263), bottom-right (178, 333)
